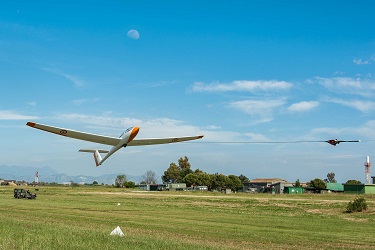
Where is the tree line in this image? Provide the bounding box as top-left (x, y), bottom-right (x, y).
top-left (114, 158), bottom-right (363, 191)
top-left (161, 156), bottom-right (248, 191)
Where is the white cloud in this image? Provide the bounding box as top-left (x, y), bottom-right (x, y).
top-left (229, 99), bottom-right (285, 123)
top-left (27, 102), bottom-right (37, 107)
top-left (230, 99), bottom-right (285, 115)
top-left (288, 101), bottom-right (319, 113)
top-left (0, 110), bottom-right (38, 120)
top-left (56, 113), bottom-right (142, 128)
top-left (71, 98), bottom-right (100, 106)
top-left (327, 98), bottom-right (375, 112)
top-left (192, 80), bottom-right (292, 92)
top-left (204, 125), bottom-right (221, 130)
top-left (314, 77), bottom-right (375, 97)
top-left (244, 132), bottom-right (269, 141)
top-left (353, 56), bottom-right (375, 65)
top-left (310, 120), bottom-right (375, 140)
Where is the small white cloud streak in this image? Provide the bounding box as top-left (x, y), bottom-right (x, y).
top-left (353, 56), bottom-right (375, 65)
top-left (314, 77), bottom-right (375, 97)
top-left (71, 98), bottom-right (100, 106)
top-left (0, 110), bottom-right (38, 120)
top-left (310, 120), bottom-right (375, 140)
top-left (244, 132), bottom-right (269, 141)
top-left (27, 102), bottom-right (37, 107)
top-left (42, 68), bottom-right (85, 87)
top-left (327, 98), bottom-right (375, 112)
top-left (288, 101), bottom-right (319, 113)
top-left (192, 80), bottom-right (292, 92)
top-left (60, 73), bottom-right (85, 87)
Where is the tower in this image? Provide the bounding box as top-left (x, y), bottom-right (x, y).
top-left (365, 156), bottom-right (371, 185)
top-left (35, 171), bottom-right (39, 186)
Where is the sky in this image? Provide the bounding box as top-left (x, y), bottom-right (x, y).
top-left (1, 0), bottom-right (375, 183)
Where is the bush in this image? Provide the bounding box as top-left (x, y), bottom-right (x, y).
top-left (125, 181), bottom-right (135, 188)
top-left (346, 197), bottom-right (367, 213)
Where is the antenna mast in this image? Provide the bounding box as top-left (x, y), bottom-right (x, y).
top-left (365, 156), bottom-right (371, 185)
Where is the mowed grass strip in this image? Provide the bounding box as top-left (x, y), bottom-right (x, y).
top-left (0, 187), bottom-right (374, 249)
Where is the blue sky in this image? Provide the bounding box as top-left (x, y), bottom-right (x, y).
top-left (1, 1), bottom-right (375, 183)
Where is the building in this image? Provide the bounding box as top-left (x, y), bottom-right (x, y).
top-left (326, 183), bottom-right (344, 192)
top-left (135, 184), bottom-right (166, 191)
top-left (245, 178), bottom-right (289, 193)
top-left (343, 184), bottom-right (375, 194)
top-left (166, 183), bottom-right (186, 191)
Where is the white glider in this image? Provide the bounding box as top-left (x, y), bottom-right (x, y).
top-left (26, 122), bottom-right (204, 167)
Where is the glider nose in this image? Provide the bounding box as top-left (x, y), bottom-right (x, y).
top-left (128, 126), bottom-right (139, 143)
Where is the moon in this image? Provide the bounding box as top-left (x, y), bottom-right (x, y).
top-left (127, 29), bottom-right (140, 40)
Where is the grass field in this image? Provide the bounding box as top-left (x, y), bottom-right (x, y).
top-left (0, 186), bottom-right (374, 250)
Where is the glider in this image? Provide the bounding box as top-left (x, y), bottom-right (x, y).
top-left (26, 122), bottom-right (204, 166)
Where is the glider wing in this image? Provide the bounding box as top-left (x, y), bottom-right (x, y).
top-left (128, 135), bottom-right (204, 146)
top-left (26, 122), bottom-right (121, 146)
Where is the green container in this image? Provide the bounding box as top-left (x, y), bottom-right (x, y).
top-left (284, 186), bottom-right (304, 194)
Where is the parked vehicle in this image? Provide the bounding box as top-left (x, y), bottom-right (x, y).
top-left (13, 188), bottom-right (37, 199)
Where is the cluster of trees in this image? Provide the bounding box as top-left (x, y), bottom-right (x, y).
top-left (305, 172), bottom-right (362, 190)
top-left (114, 170), bottom-right (158, 188)
top-left (114, 174), bottom-right (135, 188)
top-left (162, 156), bottom-right (248, 191)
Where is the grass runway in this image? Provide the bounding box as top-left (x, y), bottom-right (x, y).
top-left (0, 186), bottom-right (374, 249)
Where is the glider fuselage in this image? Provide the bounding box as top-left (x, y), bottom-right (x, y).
top-left (99, 126), bottom-right (139, 165)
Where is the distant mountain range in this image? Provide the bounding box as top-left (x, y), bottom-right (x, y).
top-left (0, 165), bottom-right (142, 185)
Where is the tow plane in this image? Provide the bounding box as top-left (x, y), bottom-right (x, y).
top-left (26, 122), bottom-right (204, 166)
top-left (325, 139), bottom-right (361, 146)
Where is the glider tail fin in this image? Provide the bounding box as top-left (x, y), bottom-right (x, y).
top-left (79, 149), bottom-right (109, 167)
top-left (93, 150), bottom-right (102, 167)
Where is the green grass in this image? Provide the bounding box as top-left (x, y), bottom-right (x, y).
top-left (0, 187), bottom-right (374, 249)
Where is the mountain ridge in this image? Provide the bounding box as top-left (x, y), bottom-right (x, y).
top-left (0, 165), bottom-right (142, 184)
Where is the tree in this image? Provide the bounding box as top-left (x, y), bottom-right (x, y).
top-left (178, 156), bottom-right (191, 170)
top-left (294, 179), bottom-right (301, 187)
top-left (125, 181), bottom-right (135, 188)
top-left (211, 173), bottom-right (231, 191)
top-left (228, 175), bottom-right (243, 191)
top-left (324, 172), bottom-right (337, 183)
top-left (92, 181), bottom-right (98, 185)
top-left (308, 178), bottom-right (326, 189)
top-left (196, 172), bottom-right (212, 187)
top-left (142, 170), bottom-right (157, 184)
top-left (162, 163), bottom-right (180, 183)
top-left (162, 156), bottom-right (193, 183)
top-left (184, 173), bottom-right (199, 187)
top-left (238, 174), bottom-right (249, 183)
top-left (115, 174), bottom-right (127, 188)
top-left (178, 156), bottom-right (193, 181)
top-left (346, 180), bottom-right (362, 184)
